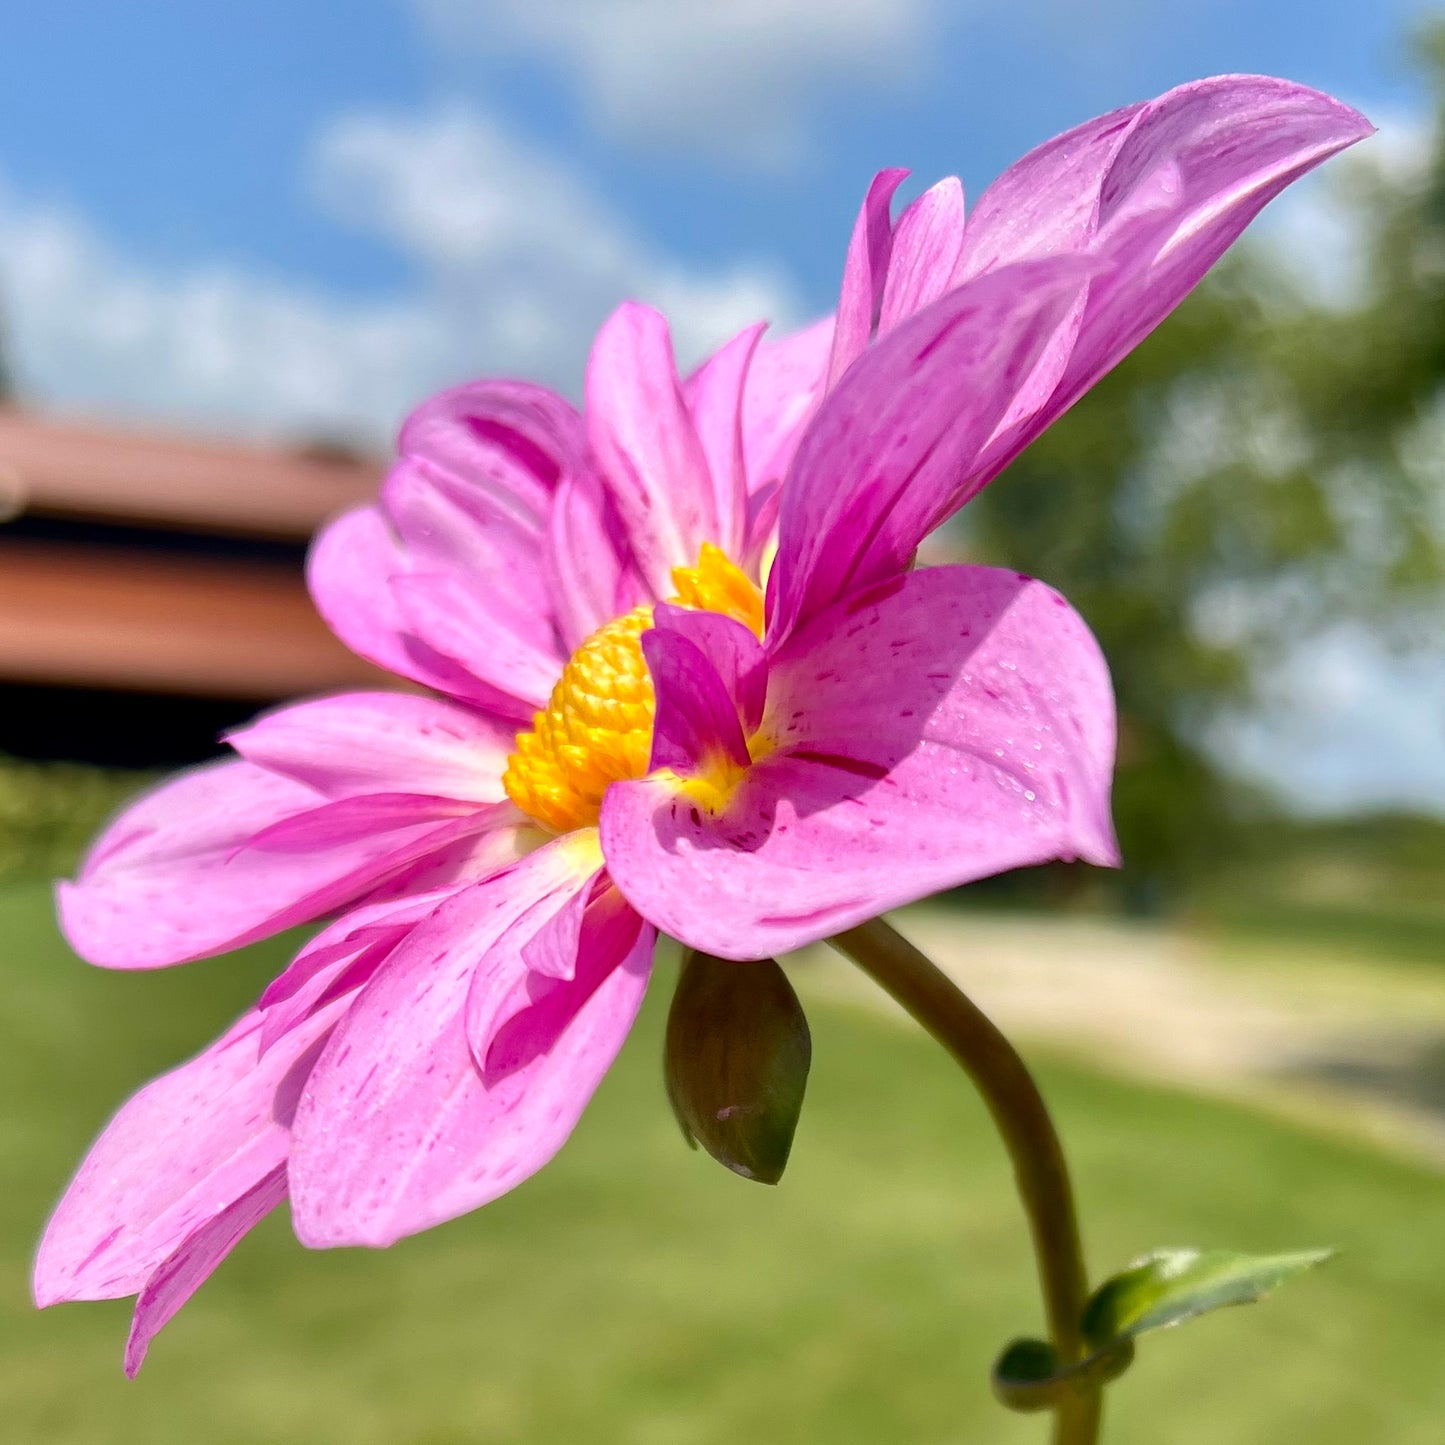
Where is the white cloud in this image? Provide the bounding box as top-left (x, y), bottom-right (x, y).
top-left (414, 0), bottom-right (938, 169)
top-left (311, 105), bottom-right (794, 382)
top-left (0, 107), bottom-right (798, 444)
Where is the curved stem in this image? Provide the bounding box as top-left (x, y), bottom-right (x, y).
top-left (830, 917), bottom-right (1101, 1445)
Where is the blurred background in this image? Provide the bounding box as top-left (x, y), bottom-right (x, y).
top-left (2, 3), bottom-right (1443, 1442)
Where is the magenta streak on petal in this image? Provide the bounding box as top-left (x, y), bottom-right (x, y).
top-left (602, 565), bottom-right (1117, 959)
top-left (227, 691), bottom-right (516, 805)
top-left (768, 256), bottom-right (1093, 644)
top-left (877, 177), bottom-right (967, 335)
top-left (586, 301), bottom-right (720, 599)
top-left (239, 793), bottom-right (478, 853)
top-left (642, 628), bottom-right (751, 778)
top-left (124, 1167), bottom-right (287, 1378)
top-left (826, 168), bottom-right (909, 390)
top-left (652, 603), bottom-right (767, 735)
top-left (685, 322), bottom-right (766, 560)
top-left (288, 837), bottom-right (647, 1249)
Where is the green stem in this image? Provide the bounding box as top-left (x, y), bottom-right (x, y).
top-left (830, 917), bottom-right (1102, 1445)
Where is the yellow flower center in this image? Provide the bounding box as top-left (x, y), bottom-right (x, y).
top-left (502, 544), bottom-right (764, 834)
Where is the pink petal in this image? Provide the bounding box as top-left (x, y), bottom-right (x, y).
top-left (586, 302), bottom-right (719, 598)
top-left (123, 1167), bottom-right (286, 1378)
top-left (686, 322), bottom-right (766, 560)
top-left (826, 168), bottom-right (910, 389)
top-left (652, 603), bottom-right (767, 734)
top-left (59, 760), bottom-right (491, 969)
top-left (954, 99), bottom-right (1145, 282)
top-left (241, 793), bottom-right (476, 852)
top-left (35, 1002), bottom-right (335, 1306)
top-left (642, 627), bottom-right (750, 776)
top-left (520, 867), bottom-right (603, 982)
top-left (768, 256), bottom-right (1092, 642)
top-left (307, 507), bottom-right (528, 718)
top-left (545, 468), bottom-right (648, 651)
top-left (741, 315), bottom-right (833, 499)
top-left (397, 378), bottom-right (587, 524)
top-left (877, 177), bottom-right (967, 334)
top-left (258, 890), bottom-right (452, 1052)
top-left (381, 458), bottom-right (558, 658)
top-left (602, 565), bottom-right (1116, 958)
top-left (962, 77), bottom-right (1373, 482)
top-left (288, 833), bottom-right (651, 1248)
top-left (473, 882), bottom-right (647, 1080)
top-left (227, 691), bottom-right (516, 804)
top-left (392, 570), bottom-right (561, 712)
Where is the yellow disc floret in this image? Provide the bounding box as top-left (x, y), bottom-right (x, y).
top-left (670, 542), bottom-right (765, 637)
top-left (502, 545), bottom-right (763, 835)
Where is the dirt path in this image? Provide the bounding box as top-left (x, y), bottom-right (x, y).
top-left (793, 907), bottom-right (1445, 1168)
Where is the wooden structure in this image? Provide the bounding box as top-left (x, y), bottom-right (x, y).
top-left (0, 407), bottom-right (389, 765)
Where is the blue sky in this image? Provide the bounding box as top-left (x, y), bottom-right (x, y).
top-left (0, 0), bottom-right (1439, 813)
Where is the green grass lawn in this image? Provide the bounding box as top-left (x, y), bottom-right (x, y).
top-left (4, 880), bottom-right (1444, 1444)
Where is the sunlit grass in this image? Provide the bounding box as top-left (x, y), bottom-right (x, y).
top-left (4, 881), bottom-right (1443, 1444)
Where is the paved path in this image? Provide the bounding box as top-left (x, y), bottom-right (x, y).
top-left (794, 908), bottom-right (1445, 1168)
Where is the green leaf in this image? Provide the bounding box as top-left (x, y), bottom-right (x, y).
top-left (992, 1335), bottom-right (1135, 1413)
top-left (1082, 1247), bottom-right (1335, 1349)
top-left (663, 951), bottom-right (811, 1184)
top-left (992, 1338), bottom-right (1062, 1413)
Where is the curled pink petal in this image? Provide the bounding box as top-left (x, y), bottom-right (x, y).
top-left (520, 867), bottom-right (603, 982)
top-left (586, 302), bottom-right (719, 598)
top-left (826, 167), bottom-right (909, 388)
top-left (603, 566), bottom-right (1116, 958)
top-left (642, 627), bottom-right (751, 777)
top-left (397, 378), bottom-right (586, 524)
top-left (877, 177), bottom-right (967, 334)
top-left (963, 77), bottom-right (1374, 482)
top-left (652, 603), bottom-right (767, 735)
top-left (124, 1167), bottom-right (287, 1378)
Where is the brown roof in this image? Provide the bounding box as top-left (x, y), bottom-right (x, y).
top-left (0, 541), bottom-right (388, 699)
top-left (0, 406), bottom-right (386, 540)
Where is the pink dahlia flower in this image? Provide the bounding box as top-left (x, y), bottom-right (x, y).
top-left (36, 75), bottom-right (1369, 1374)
